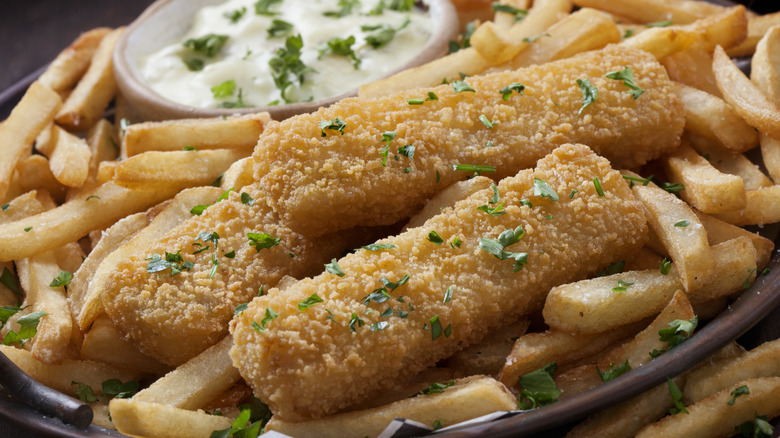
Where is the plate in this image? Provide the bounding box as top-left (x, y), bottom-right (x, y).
top-left (0, 1), bottom-right (779, 437)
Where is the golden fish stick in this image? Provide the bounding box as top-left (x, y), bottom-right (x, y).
top-left (231, 144), bottom-right (649, 421)
top-left (255, 45), bottom-right (683, 237)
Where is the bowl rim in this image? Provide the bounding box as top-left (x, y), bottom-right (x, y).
top-left (113, 0), bottom-right (459, 121)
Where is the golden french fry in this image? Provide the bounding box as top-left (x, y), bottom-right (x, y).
top-left (89, 400), bottom-right (114, 429)
top-left (133, 336), bottom-right (239, 409)
top-left (0, 345), bottom-right (142, 395)
top-left (15, 155), bottom-right (67, 204)
top-left (492, 0), bottom-right (532, 28)
top-left (46, 125), bottom-right (92, 188)
top-left (404, 177), bottom-right (493, 230)
top-left (443, 319), bottom-right (529, 377)
top-left (571, 0), bottom-right (724, 24)
top-left (112, 149), bottom-right (247, 190)
top-left (96, 160), bottom-right (119, 185)
top-left (122, 112), bottom-right (271, 157)
top-left (625, 247), bottom-right (664, 271)
top-left (38, 28), bottom-right (112, 92)
top-left (0, 190), bottom-right (45, 224)
top-left (663, 143), bottom-right (745, 213)
top-left (751, 26), bottom-right (780, 108)
top-left (52, 241), bottom-right (85, 276)
top-left (110, 399), bottom-right (232, 438)
top-left (219, 157), bottom-right (254, 192)
top-left (684, 132), bottom-right (772, 191)
top-left (714, 185), bottom-right (780, 226)
top-left (690, 236), bottom-right (755, 302)
top-left (55, 27), bottom-right (124, 131)
top-left (80, 315), bottom-right (170, 376)
top-left (695, 210), bottom-right (773, 268)
top-left (619, 27), bottom-right (700, 60)
top-left (691, 297), bottom-right (727, 320)
top-left (86, 119), bottom-right (119, 175)
top-left (672, 82), bottom-right (758, 153)
top-left (713, 45), bottom-right (780, 139)
top-left (470, 21), bottom-right (528, 65)
top-left (678, 6), bottom-right (748, 52)
top-left (636, 377), bottom-right (780, 438)
top-left (554, 364), bottom-right (602, 400)
top-left (0, 181), bottom-right (185, 262)
top-left (0, 81), bottom-right (61, 200)
top-left (728, 11), bottom-right (780, 57)
top-left (662, 43), bottom-right (721, 97)
top-left (760, 134), bottom-right (780, 184)
top-left (265, 376), bottom-right (517, 438)
top-left (633, 184), bottom-right (716, 292)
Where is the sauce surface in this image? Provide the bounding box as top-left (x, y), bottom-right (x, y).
top-left (139, 0), bottom-right (433, 108)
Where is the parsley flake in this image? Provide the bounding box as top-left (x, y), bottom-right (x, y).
top-left (735, 413), bottom-right (774, 438)
top-left (597, 360), bottom-right (631, 382)
top-left (49, 270), bottom-right (73, 288)
top-left (479, 226), bottom-right (528, 272)
top-left (319, 117), bottom-right (347, 137)
top-left (72, 381), bottom-right (98, 403)
top-left (452, 80), bottom-right (476, 93)
top-left (361, 243), bottom-right (396, 251)
top-left (728, 385), bottom-right (750, 405)
top-left (224, 7), bottom-right (247, 23)
top-left (211, 80), bottom-right (236, 99)
top-left (477, 183), bottom-right (506, 216)
top-left (500, 83), bottom-right (525, 100)
top-left (674, 220), bottom-right (690, 227)
top-left (452, 164), bottom-right (495, 173)
top-left (667, 378), bottom-right (687, 415)
top-left (255, 0), bottom-right (282, 15)
top-left (3, 311), bottom-right (48, 346)
top-left (533, 178), bottom-right (559, 201)
top-left (298, 293), bottom-right (324, 311)
top-left (379, 131), bottom-right (395, 166)
top-left (0, 267), bottom-right (21, 297)
top-left (518, 362), bottom-right (561, 409)
top-left (576, 78), bottom-right (598, 116)
top-left (325, 258), bottom-right (345, 276)
top-left (605, 66), bottom-right (645, 99)
top-left (650, 316), bottom-right (698, 358)
top-left (593, 177), bottom-right (605, 197)
top-left (349, 313), bottom-right (365, 332)
top-left (492, 3), bottom-right (528, 22)
top-left (252, 307), bottom-right (279, 333)
top-left (247, 233), bottom-right (280, 252)
top-left (427, 231), bottom-right (444, 245)
top-left (660, 258), bottom-right (672, 275)
top-left (417, 381), bottom-right (455, 396)
top-left (183, 34), bottom-right (229, 57)
top-left (319, 35), bottom-right (360, 68)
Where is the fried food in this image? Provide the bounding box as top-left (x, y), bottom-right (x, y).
top-left (254, 44), bottom-right (684, 237)
top-left (231, 144), bottom-right (648, 420)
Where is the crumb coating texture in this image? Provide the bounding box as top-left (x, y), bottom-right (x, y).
top-left (253, 45), bottom-right (683, 237)
top-left (102, 187), bottom-right (351, 366)
top-left (232, 144), bottom-right (649, 420)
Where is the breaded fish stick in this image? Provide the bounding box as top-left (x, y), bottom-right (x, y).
top-left (254, 45), bottom-right (683, 237)
top-left (231, 144), bottom-right (649, 421)
top-left (102, 187), bottom-right (360, 366)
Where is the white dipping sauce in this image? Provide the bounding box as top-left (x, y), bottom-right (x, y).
top-left (140, 0), bottom-right (433, 108)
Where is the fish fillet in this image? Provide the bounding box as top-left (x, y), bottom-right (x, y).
top-left (254, 44), bottom-right (683, 237)
top-left (230, 144), bottom-right (649, 420)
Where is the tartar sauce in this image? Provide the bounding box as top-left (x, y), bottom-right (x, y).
top-left (139, 0), bottom-right (433, 108)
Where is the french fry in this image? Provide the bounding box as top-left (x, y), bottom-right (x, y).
top-left (0, 81), bottom-right (61, 200)
top-left (96, 160), bottom-right (119, 185)
top-left (219, 157), bottom-right (254, 192)
top-left (470, 21), bottom-right (527, 65)
top-left (0, 345), bottom-right (142, 395)
top-left (571, 0), bottom-right (724, 25)
top-left (86, 118), bottom-right (119, 176)
top-left (492, 0), bottom-right (532, 28)
top-left (619, 27), bottom-right (700, 60)
top-left (265, 376), bottom-right (517, 438)
top-left (759, 134), bottom-right (780, 184)
top-left (662, 43), bottom-right (721, 97)
top-left (689, 236), bottom-right (755, 302)
top-left (728, 11), bottom-right (780, 57)
top-left (672, 82), bottom-right (758, 153)
top-left (0, 190), bottom-right (45, 224)
top-left (132, 336), bottom-right (239, 409)
top-left (677, 5), bottom-right (748, 53)
top-left (15, 155), bottom-right (68, 203)
top-left (714, 185), bottom-right (780, 226)
top-left (46, 125), bottom-right (92, 188)
top-left (37, 28), bottom-right (112, 92)
top-left (751, 26), bottom-right (780, 108)
top-left (684, 338), bottom-right (780, 405)
top-left (357, 367), bottom-right (459, 411)
top-left (404, 177), bottom-right (493, 230)
top-left (77, 186), bottom-right (222, 329)
top-left (112, 149), bottom-right (247, 190)
top-left (625, 246), bottom-right (664, 271)
top-left (713, 45), bottom-right (780, 139)
top-left (555, 365), bottom-right (602, 400)
top-left (89, 400), bottom-right (114, 430)
top-left (635, 377), bottom-right (780, 438)
top-left (55, 27), bottom-right (124, 131)
top-left (110, 399), bottom-right (232, 438)
top-left (0, 181), bottom-right (185, 262)
top-left (122, 112), bottom-right (271, 157)
top-left (80, 315), bottom-right (170, 376)
top-left (684, 132), bottom-right (772, 191)
top-left (53, 241), bottom-right (86, 276)
top-left (442, 318), bottom-right (530, 377)
top-left (632, 184), bottom-right (716, 292)
top-left (663, 142), bottom-right (746, 213)
top-left (691, 296), bottom-right (727, 320)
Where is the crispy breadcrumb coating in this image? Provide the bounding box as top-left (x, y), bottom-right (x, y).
top-left (231, 144), bottom-right (649, 420)
top-left (254, 45), bottom-right (683, 237)
top-left (102, 187), bottom-right (355, 366)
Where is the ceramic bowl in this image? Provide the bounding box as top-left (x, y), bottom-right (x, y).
top-left (113, 0), bottom-right (459, 121)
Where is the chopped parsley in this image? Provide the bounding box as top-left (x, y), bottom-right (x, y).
top-left (349, 313), bottom-right (365, 332)
top-left (211, 80), bottom-right (236, 99)
top-left (428, 315), bottom-right (451, 340)
top-left (319, 117), bottom-right (347, 137)
top-left (576, 78), bottom-right (598, 116)
top-left (101, 379), bottom-right (140, 399)
top-left (597, 360), bottom-right (631, 382)
top-left (86, 195), bottom-right (100, 200)
top-left (1, 204), bottom-right (8, 211)
top-left (479, 114), bottom-right (496, 128)
top-left (427, 231), bottom-right (444, 245)
top-left (240, 192), bottom-right (255, 205)
top-left (224, 7), bottom-right (247, 23)
top-left (523, 33), bottom-right (550, 43)
top-left (595, 260), bottom-right (625, 277)
top-left (623, 29), bottom-right (635, 38)
top-left (727, 385), bottom-right (749, 405)
top-left (417, 381), bottom-right (455, 396)
top-left (667, 378), bottom-right (687, 415)
top-left (517, 362), bottom-right (561, 409)
top-left (380, 131), bottom-right (396, 166)
top-left (247, 233), bottom-right (280, 252)
top-left (735, 413), bottom-right (774, 438)
top-left (650, 316), bottom-right (698, 358)
top-left (364, 18), bottom-right (410, 49)
top-left (251, 307), bottom-right (279, 333)
top-left (298, 293), bottom-right (324, 311)
top-left (593, 177), bottom-right (605, 197)
top-left (622, 173), bottom-right (653, 187)
top-left (397, 144), bottom-right (415, 160)
top-left (370, 321), bottom-right (389, 331)
top-left (269, 34), bottom-right (315, 103)
top-left (663, 182), bottom-right (685, 194)
top-left (72, 381), bottom-right (98, 403)
top-left (452, 80), bottom-right (476, 93)
top-left (605, 66), bottom-right (645, 99)
top-left (319, 36), bottom-right (360, 68)
top-left (674, 220), bottom-right (690, 227)
top-left (492, 3), bottom-right (528, 22)
top-left (611, 279), bottom-right (634, 293)
top-left (183, 34), bottom-right (229, 57)
top-left (448, 21), bottom-right (476, 53)
top-left (210, 408), bottom-right (264, 438)
top-left (660, 258), bottom-right (672, 275)
top-left (361, 243), bottom-right (396, 251)
top-left (254, 0), bottom-right (282, 15)
top-left (324, 0), bottom-right (360, 17)
top-left (407, 98), bottom-right (425, 105)
top-left (479, 226), bottom-right (528, 272)
top-left (220, 88), bottom-right (247, 109)
top-left (209, 254), bottom-right (219, 279)
top-left (267, 19), bottom-right (294, 38)
top-left (325, 258), bottom-right (345, 276)
top-left (477, 183), bottom-right (506, 216)
top-left (49, 270), bottom-right (73, 287)
top-left (234, 303), bottom-right (249, 316)
top-left (3, 311), bottom-right (48, 346)
top-left (145, 251), bottom-right (194, 276)
top-left (24, 227), bottom-right (32, 232)
top-left (647, 20), bottom-right (672, 27)
top-left (452, 164), bottom-right (495, 173)
top-left (569, 189), bottom-right (577, 199)
top-left (0, 267), bottom-right (21, 297)
top-left (533, 178), bottom-right (559, 201)
top-left (450, 236), bottom-right (462, 248)
top-left (500, 83), bottom-right (525, 100)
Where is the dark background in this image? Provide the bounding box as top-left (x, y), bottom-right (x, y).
top-left (0, 0), bottom-right (778, 437)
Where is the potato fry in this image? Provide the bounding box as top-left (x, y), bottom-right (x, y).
top-left (38, 28), bottom-right (112, 92)
top-left (728, 11), bottom-right (780, 57)
top-left (443, 319), bottom-right (530, 377)
top-left (77, 186), bottom-right (222, 329)
top-left (636, 377), bottom-right (780, 438)
top-left (492, 0), bottom-right (532, 28)
top-left (265, 376), bottom-right (517, 438)
top-left (678, 6), bottom-right (748, 53)
top-left (470, 21), bottom-right (527, 65)
top-left (684, 132), bottom-right (772, 191)
top-left (219, 157), bottom-right (254, 192)
top-left (47, 125), bottom-right (92, 188)
top-left (0, 190), bottom-right (45, 224)
top-left (110, 399), bottom-right (232, 438)
top-left (633, 184), bottom-right (715, 292)
top-left (684, 338), bottom-right (780, 405)
top-left (672, 82), bottom-right (758, 153)
top-left (571, 0), bottom-right (724, 25)
top-left (713, 45), bottom-right (780, 139)
top-left (404, 176), bottom-right (493, 230)
top-left (663, 142), bottom-right (745, 213)
top-left (619, 27), bottom-right (700, 60)
top-left (86, 118), bottom-right (119, 176)
top-left (625, 247), bottom-right (664, 271)
top-left (112, 149), bottom-right (247, 190)
top-left (714, 185), bottom-right (780, 226)
top-left (751, 26), bottom-right (780, 108)
top-left (122, 112), bottom-right (271, 157)
top-left (662, 43), bottom-right (721, 97)
top-left (0, 181), bottom-right (185, 262)
top-left (690, 236), bottom-right (755, 302)
top-left (691, 297), bottom-right (727, 321)
top-left (133, 336), bottom-right (239, 409)
top-left (15, 155), bottom-right (67, 203)
top-left (55, 27), bottom-right (124, 131)
top-left (96, 160), bottom-right (119, 185)
top-left (53, 241), bottom-right (86, 276)
top-left (80, 315), bottom-right (169, 375)
top-left (0, 345), bottom-right (142, 395)
top-left (759, 134), bottom-right (780, 184)
top-left (0, 81), bottom-right (61, 200)
top-left (554, 364), bottom-right (602, 400)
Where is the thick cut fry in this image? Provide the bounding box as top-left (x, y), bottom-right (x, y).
top-left (620, 27), bottom-right (700, 60)
top-left (555, 365), bottom-right (602, 400)
top-left (219, 157), bottom-right (254, 192)
top-left (259, 45), bottom-right (682, 237)
top-left (684, 338), bottom-right (780, 405)
top-left (0, 190), bottom-right (45, 224)
top-left (662, 43), bottom-right (721, 97)
top-left (713, 45), bottom-right (780, 139)
top-left (504, 0), bottom-right (570, 40)
top-left (0, 345), bottom-right (142, 396)
top-left (15, 155), bottom-right (67, 203)
top-left (112, 149), bottom-right (248, 190)
top-left (685, 132), bottom-right (772, 191)
top-left (442, 319), bottom-right (530, 377)
top-left (55, 28), bottom-right (123, 131)
top-left (133, 336), bottom-right (239, 409)
top-left (53, 241), bottom-right (86, 278)
top-left (672, 82), bottom-right (758, 153)
top-left (80, 315), bottom-right (169, 375)
top-left (0, 81), bottom-right (61, 200)
top-left (233, 145), bottom-right (648, 420)
top-left (677, 6), bottom-right (748, 53)
top-left (636, 377), bottom-right (780, 438)
top-left (691, 236), bottom-right (755, 302)
top-left (470, 21), bottom-right (528, 65)
top-left (493, 0), bottom-right (532, 28)
top-left (265, 376), bottom-right (517, 438)
top-left (86, 119), bottom-right (119, 176)
top-left (632, 184), bottom-right (715, 292)
top-left (714, 185), bottom-right (780, 226)
top-left (46, 125), bottom-right (92, 188)
top-left (0, 181), bottom-right (185, 262)
top-left (122, 113), bottom-right (271, 157)
top-left (78, 186), bottom-right (223, 330)
top-left (109, 399), bottom-right (232, 438)
top-left (38, 28), bottom-right (111, 92)
top-left (571, 0), bottom-right (724, 25)
top-left (760, 134), bottom-right (780, 184)
top-left (404, 177), bottom-right (493, 230)
top-left (663, 143), bottom-right (745, 213)
top-left (728, 11), bottom-right (780, 57)
top-left (751, 26), bottom-right (780, 108)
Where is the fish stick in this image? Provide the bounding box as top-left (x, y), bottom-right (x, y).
top-left (254, 45), bottom-right (683, 237)
top-left (231, 144), bottom-right (649, 421)
top-left (102, 187), bottom-right (360, 366)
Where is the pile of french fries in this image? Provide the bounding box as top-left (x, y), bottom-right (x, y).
top-left (2, 0), bottom-right (780, 437)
